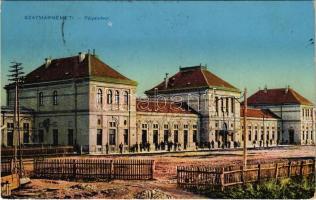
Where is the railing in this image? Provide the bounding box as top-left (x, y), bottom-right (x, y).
top-left (33, 158), bottom-right (154, 180)
top-left (1, 146), bottom-right (75, 159)
top-left (177, 159), bottom-right (315, 192)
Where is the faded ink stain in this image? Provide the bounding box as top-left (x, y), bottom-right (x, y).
top-left (61, 18), bottom-right (66, 45)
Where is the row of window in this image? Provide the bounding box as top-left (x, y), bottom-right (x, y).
top-left (302, 108), bottom-right (314, 118)
top-left (215, 97), bottom-right (235, 114)
top-left (97, 89), bottom-right (129, 105)
top-left (302, 131), bottom-right (314, 141)
top-left (6, 123), bottom-right (30, 145)
top-left (38, 91), bottom-right (58, 106)
top-left (141, 124), bottom-right (197, 129)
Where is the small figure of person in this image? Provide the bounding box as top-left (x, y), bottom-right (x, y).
top-left (105, 143), bottom-right (109, 154)
top-left (266, 140), bottom-right (269, 148)
top-left (147, 141), bottom-right (150, 152)
top-left (139, 142), bottom-right (143, 152)
top-left (217, 141), bottom-right (221, 149)
top-left (119, 142), bottom-right (123, 154)
top-left (211, 140), bottom-right (215, 149)
top-left (207, 141), bottom-right (211, 150)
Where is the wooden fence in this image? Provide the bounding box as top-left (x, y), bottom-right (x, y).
top-left (177, 159), bottom-right (315, 192)
top-left (33, 158), bottom-right (154, 180)
top-left (1, 146), bottom-right (75, 159)
top-left (1, 159), bottom-right (13, 176)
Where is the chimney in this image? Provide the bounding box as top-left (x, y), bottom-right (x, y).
top-left (45, 58), bottom-right (51, 68)
top-left (264, 85), bottom-right (267, 93)
top-left (78, 52), bottom-right (85, 62)
top-left (164, 73), bottom-right (169, 89)
top-left (285, 85), bottom-right (290, 94)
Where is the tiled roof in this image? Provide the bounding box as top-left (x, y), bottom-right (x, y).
top-left (247, 88), bottom-right (313, 106)
top-left (136, 99), bottom-right (198, 115)
top-left (240, 107), bottom-right (280, 119)
top-left (145, 66), bottom-right (240, 94)
top-left (19, 53), bottom-right (136, 86)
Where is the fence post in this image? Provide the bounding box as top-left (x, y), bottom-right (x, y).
top-left (300, 160), bottom-right (304, 176)
top-left (73, 159), bottom-right (76, 179)
top-left (110, 160), bottom-right (114, 180)
top-left (258, 164), bottom-right (261, 183)
top-left (151, 160), bottom-right (155, 180)
top-left (241, 165), bottom-right (245, 184)
top-left (275, 163), bottom-right (279, 179)
top-left (288, 161), bottom-right (292, 177)
top-left (220, 167), bottom-right (225, 191)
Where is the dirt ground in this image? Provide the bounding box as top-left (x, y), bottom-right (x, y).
top-left (10, 145), bottom-right (316, 199)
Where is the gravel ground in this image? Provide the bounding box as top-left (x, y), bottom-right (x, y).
top-left (10, 145), bottom-right (316, 199)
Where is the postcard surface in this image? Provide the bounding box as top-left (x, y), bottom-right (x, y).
top-left (1, 1), bottom-right (315, 199)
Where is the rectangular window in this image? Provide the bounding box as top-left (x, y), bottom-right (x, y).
top-left (142, 124), bottom-right (148, 129)
top-left (109, 129), bottom-right (116, 145)
top-left (23, 123), bottom-right (30, 144)
top-left (53, 129), bottom-right (58, 145)
top-left (97, 129), bottom-right (102, 145)
top-left (164, 130), bottom-right (169, 143)
top-left (193, 130), bottom-right (197, 143)
top-left (164, 124), bottom-right (168, 129)
top-left (255, 130), bottom-right (258, 140)
top-left (231, 98), bottom-right (235, 113)
top-left (38, 129), bottom-right (44, 143)
top-left (302, 131), bottom-right (305, 140)
top-left (226, 98), bottom-right (229, 113)
top-left (215, 97), bottom-right (219, 114)
top-left (153, 124), bottom-right (159, 129)
top-left (248, 130), bottom-right (252, 141)
top-left (7, 123), bottom-right (14, 146)
top-left (124, 129), bottom-right (128, 145)
top-left (174, 124), bottom-right (178, 129)
top-left (68, 129), bottom-right (74, 145)
top-left (174, 130), bottom-right (178, 143)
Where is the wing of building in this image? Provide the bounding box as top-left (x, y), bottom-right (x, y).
top-left (2, 53), bottom-right (315, 153)
top-left (246, 87), bottom-right (315, 145)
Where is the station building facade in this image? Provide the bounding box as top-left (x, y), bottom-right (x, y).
top-left (1, 53), bottom-right (315, 152)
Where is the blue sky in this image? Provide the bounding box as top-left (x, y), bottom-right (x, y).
top-left (1, 1), bottom-right (315, 104)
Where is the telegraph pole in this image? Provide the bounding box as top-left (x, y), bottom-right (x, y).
top-left (8, 62), bottom-right (24, 178)
top-left (243, 88), bottom-right (247, 168)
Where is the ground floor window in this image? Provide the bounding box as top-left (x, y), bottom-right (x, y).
top-left (23, 123), bottom-right (30, 144)
top-left (68, 129), bottom-right (74, 145)
top-left (109, 129), bottom-right (116, 145)
top-left (38, 129), bottom-right (44, 143)
top-left (153, 130), bottom-right (158, 144)
top-left (164, 130), bottom-right (168, 143)
top-left (193, 130), bottom-right (197, 143)
top-left (97, 129), bottom-right (102, 145)
top-left (215, 130), bottom-right (219, 141)
top-left (124, 129), bottom-right (128, 145)
top-left (248, 130), bottom-right (252, 141)
top-left (53, 129), bottom-right (58, 145)
top-left (7, 123), bottom-right (14, 146)
top-left (174, 130), bottom-right (178, 143)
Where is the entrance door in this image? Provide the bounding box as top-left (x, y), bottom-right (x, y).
top-left (142, 130), bottom-right (147, 145)
top-left (53, 129), bottom-right (58, 145)
top-left (222, 131), bottom-right (228, 148)
top-left (184, 130), bottom-right (188, 149)
top-left (289, 129), bottom-right (294, 144)
top-left (164, 130), bottom-right (169, 143)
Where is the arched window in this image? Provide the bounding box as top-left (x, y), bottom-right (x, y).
top-left (107, 90), bottom-right (113, 104)
top-left (115, 90), bottom-right (120, 104)
top-left (124, 91), bottom-right (129, 105)
top-left (53, 91), bottom-right (58, 105)
top-left (97, 89), bottom-right (103, 105)
top-left (39, 92), bottom-right (44, 106)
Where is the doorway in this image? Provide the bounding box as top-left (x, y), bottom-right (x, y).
top-left (53, 129), bottom-right (58, 145)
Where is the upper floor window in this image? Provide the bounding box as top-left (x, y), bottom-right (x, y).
top-left (124, 91), bottom-right (129, 105)
top-left (115, 90), bottom-right (120, 104)
top-left (215, 97), bottom-right (219, 113)
top-left (53, 91), bottom-right (58, 105)
top-left (142, 124), bottom-right (148, 129)
top-left (97, 89), bottom-right (103, 105)
top-left (231, 98), bottom-right (235, 113)
top-left (225, 98), bottom-right (229, 113)
top-left (107, 90), bottom-right (113, 104)
top-left (153, 124), bottom-right (159, 129)
top-left (39, 92), bottom-right (44, 106)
